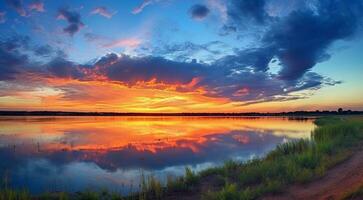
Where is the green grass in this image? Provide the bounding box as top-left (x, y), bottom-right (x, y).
top-left (200, 116), bottom-right (363, 200)
top-left (0, 188), bottom-right (31, 200)
top-left (2, 116), bottom-right (363, 200)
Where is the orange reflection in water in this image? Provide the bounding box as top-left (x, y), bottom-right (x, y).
top-left (0, 116), bottom-right (315, 154)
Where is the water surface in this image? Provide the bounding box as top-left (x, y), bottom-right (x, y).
top-left (0, 116), bottom-right (315, 194)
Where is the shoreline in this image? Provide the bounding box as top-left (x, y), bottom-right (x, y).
top-left (1, 116), bottom-right (363, 200)
top-left (0, 110), bottom-right (362, 117)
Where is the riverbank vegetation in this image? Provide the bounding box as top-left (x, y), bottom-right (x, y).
top-left (1, 116), bottom-right (363, 200)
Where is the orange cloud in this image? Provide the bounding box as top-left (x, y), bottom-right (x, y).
top-left (103, 38), bottom-right (142, 49)
top-left (0, 76), bottom-right (232, 112)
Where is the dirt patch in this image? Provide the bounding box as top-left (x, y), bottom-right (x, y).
top-left (264, 146), bottom-right (363, 200)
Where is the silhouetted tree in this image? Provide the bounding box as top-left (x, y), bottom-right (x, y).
top-left (338, 108), bottom-right (343, 113)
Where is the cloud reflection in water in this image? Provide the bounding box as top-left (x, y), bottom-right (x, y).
top-left (0, 116), bottom-right (314, 194)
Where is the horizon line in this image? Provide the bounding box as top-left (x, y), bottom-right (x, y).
top-left (0, 110), bottom-right (362, 116)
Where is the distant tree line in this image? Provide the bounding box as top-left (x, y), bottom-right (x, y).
top-left (0, 108), bottom-right (361, 116)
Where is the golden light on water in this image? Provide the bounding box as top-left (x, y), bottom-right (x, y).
top-left (0, 116), bottom-right (314, 153)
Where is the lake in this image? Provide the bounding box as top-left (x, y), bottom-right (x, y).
top-left (0, 116), bottom-right (315, 194)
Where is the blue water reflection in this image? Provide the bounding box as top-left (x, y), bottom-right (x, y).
top-left (0, 116), bottom-right (314, 194)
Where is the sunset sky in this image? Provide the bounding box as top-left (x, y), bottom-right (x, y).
top-left (0, 0), bottom-right (362, 112)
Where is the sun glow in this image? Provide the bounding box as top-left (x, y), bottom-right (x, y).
top-left (0, 116), bottom-right (314, 153)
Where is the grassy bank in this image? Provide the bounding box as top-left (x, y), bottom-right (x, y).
top-left (201, 116), bottom-right (363, 199)
top-left (2, 116), bottom-right (363, 200)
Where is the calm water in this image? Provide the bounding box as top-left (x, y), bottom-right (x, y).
top-left (0, 116), bottom-right (315, 194)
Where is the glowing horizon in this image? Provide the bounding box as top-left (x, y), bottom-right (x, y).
top-left (0, 0), bottom-right (362, 112)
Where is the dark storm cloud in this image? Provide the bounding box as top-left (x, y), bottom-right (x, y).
top-left (189, 4), bottom-right (210, 20)
top-left (103, 54), bottom-right (203, 85)
top-left (45, 57), bottom-right (84, 79)
top-left (5, 0), bottom-right (27, 16)
top-left (0, 48), bottom-right (27, 80)
top-left (88, 53), bottom-right (338, 104)
top-left (0, 33), bottom-right (345, 105)
top-left (34, 45), bottom-right (53, 57)
top-left (223, 0), bottom-right (363, 81)
top-left (94, 52), bottom-right (119, 67)
top-left (227, 0), bottom-right (269, 24)
top-left (0, 35), bottom-right (30, 50)
top-left (0, 36), bottom-right (74, 81)
top-left (150, 41), bottom-right (226, 62)
top-left (266, 0), bottom-right (363, 80)
top-left (57, 8), bottom-right (84, 36)
top-left (154, 41), bottom-right (223, 55)
top-left (214, 47), bottom-right (275, 72)
top-left (0, 36), bottom-right (30, 80)
top-left (219, 25), bottom-right (237, 36)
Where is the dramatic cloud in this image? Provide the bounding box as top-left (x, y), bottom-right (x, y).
top-left (1, 0), bottom-right (363, 109)
top-left (228, 0), bottom-right (269, 25)
top-left (100, 54), bottom-right (203, 85)
top-left (189, 4), bottom-right (210, 20)
top-left (0, 12), bottom-right (5, 23)
top-left (149, 41), bottom-right (229, 62)
top-left (0, 36), bottom-right (58, 81)
top-left (223, 0), bottom-right (363, 81)
top-left (33, 45), bottom-right (53, 57)
top-left (28, 1), bottom-right (44, 12)
top-left (0, 33), bottom-right (343, 106)
top-left (91, 6), bottom-right (116, 19)
top-left (81, 53), bottom-right (339, 104)
top-left (57, 8), bottom-right (84, 36)
top-left (266, 0), bottom-right (363, 80)
top-left (0, 36), bottom-right (30, 80)
top-left (45, 57), bottom-right (84, 79)
top-left (5, 0), bottom-right (27, 16)
top-left (132, 0), bottom-right (153, 14)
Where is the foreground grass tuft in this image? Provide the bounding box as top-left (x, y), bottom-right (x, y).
top-left (0, 188), bottom-right (31, 200)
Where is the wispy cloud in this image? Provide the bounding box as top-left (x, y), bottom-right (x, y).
top-left (132, 0), bottom-right (161, 14)
top-left (0, 12), bottom-right (6, 23)
top-left (84, 33), bottom-right (142, 49)
top-left (91, 6), bottom-right (116, 19)
top-left (103, 38), bottom-right (142, 49)
top-left (29, 1), bottom-right (45, 12)
top-left (5, 0), bottom-right (27, 16)
top-left (207, 0), bottom-right (227, 23)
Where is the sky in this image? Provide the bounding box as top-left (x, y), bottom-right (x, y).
top-left (0, 0), bottom-right (362, 112)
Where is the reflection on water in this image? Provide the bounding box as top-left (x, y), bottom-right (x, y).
top-left (0, 116), bottom-right (315, 194)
